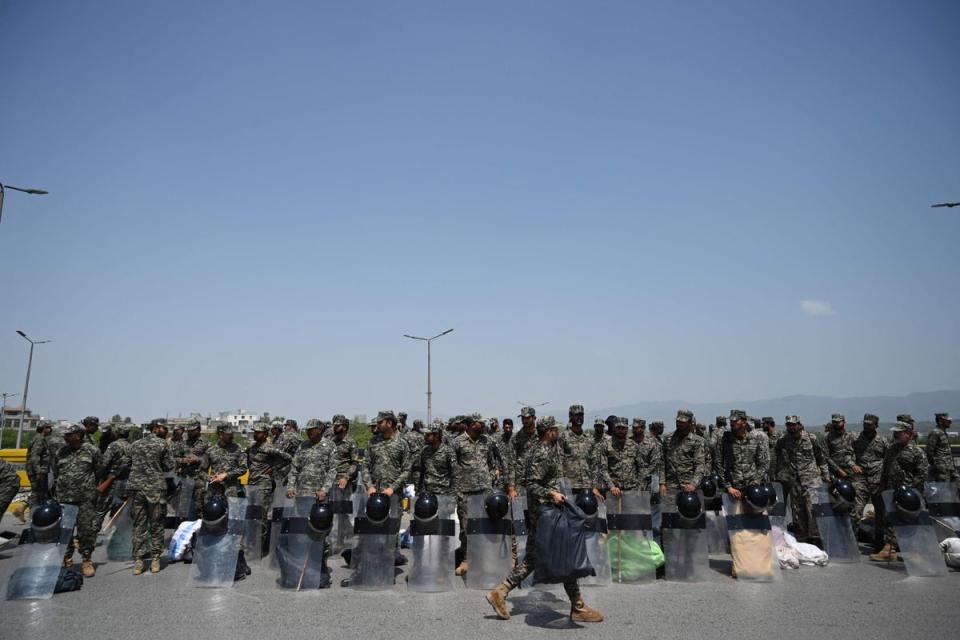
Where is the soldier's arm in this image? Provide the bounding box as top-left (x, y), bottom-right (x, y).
top-left (812, 438), bottom-right (829, 478)
top-left (915, 447), bottom-right (929, 488)
top-left (824, 442), bottom-right (842, 474)
top-left (267, 444), bottom-right (293, 466)
top-left (756, 437), bottom-right (770, 481)
top-left (98, 445), bottom-right (115, 477)
top-left (597, 443), bottom-right (612, 489)
top-left (286, 451), bottom-right (303, 493)
top-left (525, 451), bottom-right (551, 503)
top-left (321, 446), bottom-right (338, 492)
top-left (692, 440), bottom-right (706, 485)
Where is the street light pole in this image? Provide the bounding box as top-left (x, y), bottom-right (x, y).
top-left (16, 330), bottom-right (51, 448)
top-left (0, 182), bottom-right (49, 226)
top-left (403, 329), bottom-right (453, 427)
top-left (1, 392), bottom-right (20, 446)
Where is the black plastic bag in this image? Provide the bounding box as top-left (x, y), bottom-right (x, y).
top-left (54, 568), bottom-right (83, 593)
top-left (533, 501), bottom-right (595, 584)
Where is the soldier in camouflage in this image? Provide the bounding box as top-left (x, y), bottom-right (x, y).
top-left (81, 416), bottom-right (100, 447)
top-left (485, 417), bottom-right (603, 623)
top-left (896, 414), bottom-right (917, 443)
top-left (493, 417), bottom-right (514, 483)
top-left (708, 416), bottom-right (727, 477)
top-left (633, 419), bottom-right (663, 492)
top-left (488, 417), bottom-right (500, 436)
top-left (414, 421), bottom-right (456, 495)
top-left (286, 421), bottom-right (337, 499)
top-left (0, 457), bottom-right (19, 524)
top-left (176, 422), bottom-right (211, 517)
top-left (775, 416), bottom-right (829, 542)
top-left (559, 405), bottom-right (600, 492)
top-left (660, 409), bottom-right (706, 506)
top-left (203, 424), bottom-right (247, 498)
top-left (631, 418), bottom-right (646, 445)
top-left (824, 414), bottom-right (861, 480)
top-left (596, 417), bottom-right (644, 494)
top-left (405, 418), bottom-right (426, 463)
top-left (55, 423), bottom-right (102, 577)
top-left (761, 417), bottom-right (779, 480)
top-left (128, 420), bottom-right (175, 574)
top-left (332, 415), bottom-right (360, 491)
top-left (871, 422), bottom-right (929, 562)
top-left (926, 413), bottom-right (957, 482)
top-left (508, 406), bottom-right (539, 492)
top-left (650, 419), bottom-right (665, 452)
top-left (452, 413), bottom-right (505, 575)
top-left (397, 411), bottom-right (408, 434)
top-left (247, 422), bottom-right (293, 551)
top-left (273, 419), bottom-right (303, 487)
top-left (26, 421), bottom-right (53, 506)
top-left (717, 411), bottom-right (770, 497)
top-left (98, 423), bottom-right (133, 505)
top-left (362, 410), bottom-right (411, 495)
top-left (80, 416), bottom-right (113, 530)
top-left (852, 413), bottom-right (889, 542)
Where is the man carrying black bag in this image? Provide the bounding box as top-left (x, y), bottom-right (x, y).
top-left (486, 417), bottom-right (603, 623)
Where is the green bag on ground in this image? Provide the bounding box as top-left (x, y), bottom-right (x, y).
top-left (608, 533), bottom-right (664, 581)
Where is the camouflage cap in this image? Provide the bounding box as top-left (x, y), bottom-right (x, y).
top-left (650, 420), bottom-right (665, 429)
top-left (412, 419), bottom-right (424, 427)
top-left (761, 417), bottom-right (775, 425)
top-left (469, 412), bottom-right (483, 424)
top-left (715, 416), bottom-right (728, 427)
top-left (536, 416), bottom-right (558, 436)
top-left (252, 423), bottom-right (269, 433)
top-left (284, 419), bottom-right (298, 428)
top-left (568, 404), bottom-right (585, 415)
top-left (188, 421), bottom-right (202, 430)
top-left (64, 423), bottom-right (85, 435)
top-left (935, 412), bottom-right (951, 422)
top-left (115, 423), bottom-right (132, 436)
top-left (890, 421), bottom-right (911, 433)
top-left (519, 406), bottom-right (536, 418)
top-left (632, 418), bottom-right (647, 429)
top-left (398, 412), bottom-right (407, 418)
top-left (593, 418), bottom-right (605, 426)
top-left (862, 413), bottom-right (879, 425)
top-left (785, 415), bottom-right (800, 425)
top-left (831, 413), bottom-right (845, 423)
top-left (676, 409), bottom-right (694, 423)
top-left (374, 410), bottom-right (397, 424)
top-left (331, 414), bottom-right (349, 427)
top-left (82, 416), bottom-right (100, 426)
top-left (729, 409), bottom-right (746, 421)
top-left (896, 413), bottom-right (914, 425)
top-left (217, 423), bottom-right (236, 434)
top-left (423, 422), bottom-right (443, 435)
top-left (615, 416), bottom-right (629, 427)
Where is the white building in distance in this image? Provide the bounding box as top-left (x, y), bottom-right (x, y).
top-left (219, 409), bottom-right (261, 429)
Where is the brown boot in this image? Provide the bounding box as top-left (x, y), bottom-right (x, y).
top-left (133, 559), bottom-right (144, 575)
top-left (81, 555), bottom-right (95, 578)
top-left (455, 560), bottom-right (468, 576)
top-left (869, 543), bottom-right (897, 562)
top-left (570, 597), bottom-right (604, 623)
top-left (485, 583), bottom-right (512, 620)
top-left (63, 553), bottom-right (74, 569)
top-left (151, 555), bottom-right (161, 573)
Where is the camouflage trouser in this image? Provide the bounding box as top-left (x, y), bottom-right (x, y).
top-left (132, 491), bottom-right (166, 559)
top-left (65, 499), bottom-right (99, 558)
top-left (850, 474), bottom-right (881, 526)
top-left (29, 475), bottom-right (49, 507)
top-left (94, 489), bottom-right (113, 532)
top-left (504, 504), bottom-right (581, 602)
top-left (248, 479), bottom-right (274, 550)
top-left (789, 483), bottom-right (820, 542)
top-left (0, 482), bottom-right (19, 518)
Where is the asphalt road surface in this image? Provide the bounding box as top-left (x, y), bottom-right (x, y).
top-left (1, 514), bottom-right (958, 640)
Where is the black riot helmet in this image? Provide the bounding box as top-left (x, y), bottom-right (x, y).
top-left (201, 495), bottom-right (229, 535)
top-left (575, 491), bottom-right (599, 518)
top-left (744, 484), bottom-right (768, 512)
top-left (414, 492), bottom-right (439, 522)
top-left (676, 491), bottom-right (703, 521)
top-left (828, 478), bottom-right (856, 513)
top-left (763, 483), bottom-right (778, 508)
top-left (893, 485), bottom-right (923, 523)
top-left (308, 501), bottom-right (334, 534)
top-left (484, 491), bottom-right (510, 520)
top-left (31, 501), bottom-right (63, 543)
top-left (365, 493), bottom-right (391, 525)
top-left (699, 475), bottom-right (718, 499)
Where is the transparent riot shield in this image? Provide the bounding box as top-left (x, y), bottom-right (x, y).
top-left (408, 494), bottom-right (457, 592)
top-left (723, 494), bottom-right (780, 582)
top-left (6, 504), bottom-right (79, 600)
top-left (329, 484), bottom-right (358, 554)
top-left (882, 489), bottom-right (948, 577)
top-left (242, 488), bottom-right (264, 563)
top-left (105, 491), bottom-right (134, 562)
top-left (275, 497), bottom-right (329, 589)
top-left (561, 481), bottom-right (610, 586)
top-left (465, 492), bottom-right (514, 590)
top-left (268, 483), bottom-right (293, 570)
top-left (768, 482), bottom-right (788, 530)
top-left (189, 496), bottom-right (245, 588)
top-left (925, 481), bottom-right (960, 542)
top-left (350, 492), bottom-right (401, 590)
top-left (662, 492), bottom-right (709, 581)
top-left (607, 489), bottom-right (657, 583)
top-left (703, 489), bottom-right (729, 554)
top-left (812, 484), bottom-right (860, 563)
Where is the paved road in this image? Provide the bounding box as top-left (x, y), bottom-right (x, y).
top-left (1, 514), bottom-right (958, 640)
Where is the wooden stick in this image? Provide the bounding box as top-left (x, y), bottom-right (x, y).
top-left (101, 497), bottom-right (130, 533)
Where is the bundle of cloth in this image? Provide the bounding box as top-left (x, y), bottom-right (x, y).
top-left (772, 525), bottom-right (828, 569)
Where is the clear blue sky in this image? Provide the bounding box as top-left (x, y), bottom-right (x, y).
top-left (1, 1), bottom-right (958, 424)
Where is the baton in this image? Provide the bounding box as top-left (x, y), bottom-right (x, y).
top-left (101, 497), bottom-right (131, 533)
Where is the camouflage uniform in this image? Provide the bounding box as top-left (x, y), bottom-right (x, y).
top-left (247, 429), bottom-right (293, 550)
top-left (503, 437), bottom-right (582, 603)
top-left (492, 430), bottom-right (514, 488)
top-left (98, 430), bottom-right (132, 510)
top-left (127, 431), bottom-right (175, 560)
top-left (0, 458), bottom-right (19, 520)
top-left (635, 437), bottom-right (663, 491)
top-left (286, 438), bottom-right (337, 496)
top-left (926, 414), bottom-right (957, 482)
top-left (405, 427), bottom-right (426, 464)
top-left (178, 432), bottom-right (212, 513)
top-left (880, 424), bottom-right (929, 546)
top-left (824, 416), bottom-right (856, 479)
top-left (761, 418), bottom-right (779, 480)
top-left (774, 422), bottom-right (828, 541)
top-left (332, 432), bottom-right (360, 484)
top-left (415, 434), bottom-right (457, 495)
top-left (203, 438), bottom-right (247, 498)
top-left (54, 433), bottom-right (102, 560)
top-left (26, 430), bottom-right (52, 506)
top-left (452, 430), bottom-right (503, 552)
top-left (852, 414), bottom-right (889, 527)
top-left (596, 436), bottom-right (643, 491)
top-left (273, 430), bottom-right (303, 486)
top-left (559, 426), bottom-right (599, 491)
top-left (661, 416), bottom-right (707, 507)
top-left (717, 428), bottom-right (770, 491)
top-left (509, 426), bottom-right (539, 488)
top-left (362, 430), bottom-right (411, 493)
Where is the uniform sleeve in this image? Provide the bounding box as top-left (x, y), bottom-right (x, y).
top-left (98, 445), bottom-right (115, 477)
top-left (812, 438), bottom-right (828, 478)
top-left (913, 447), bottom-right (929, 490)
top-left (525, 450), bottom-right (552, 502)
top-left (692, 439), bottom-right (706, 486)
top-left (287, 451), bottom-right (303, 493)
top-left (756, 437), bottom-right (770, 482)
top-left (824, 439), bottom-right (843, 475)
top-left (229, 449), bottom-right (247, 482)
top-left (322, 445), bottom-right (338, 492)
top-left (487, 440), bottom-right (506, 490)
top-left (267, 444), bottom-right (293, 466)
top-left (597, 443), bottom-right (612, 488)
top-left (361, 444), bottom-right (375, 488)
